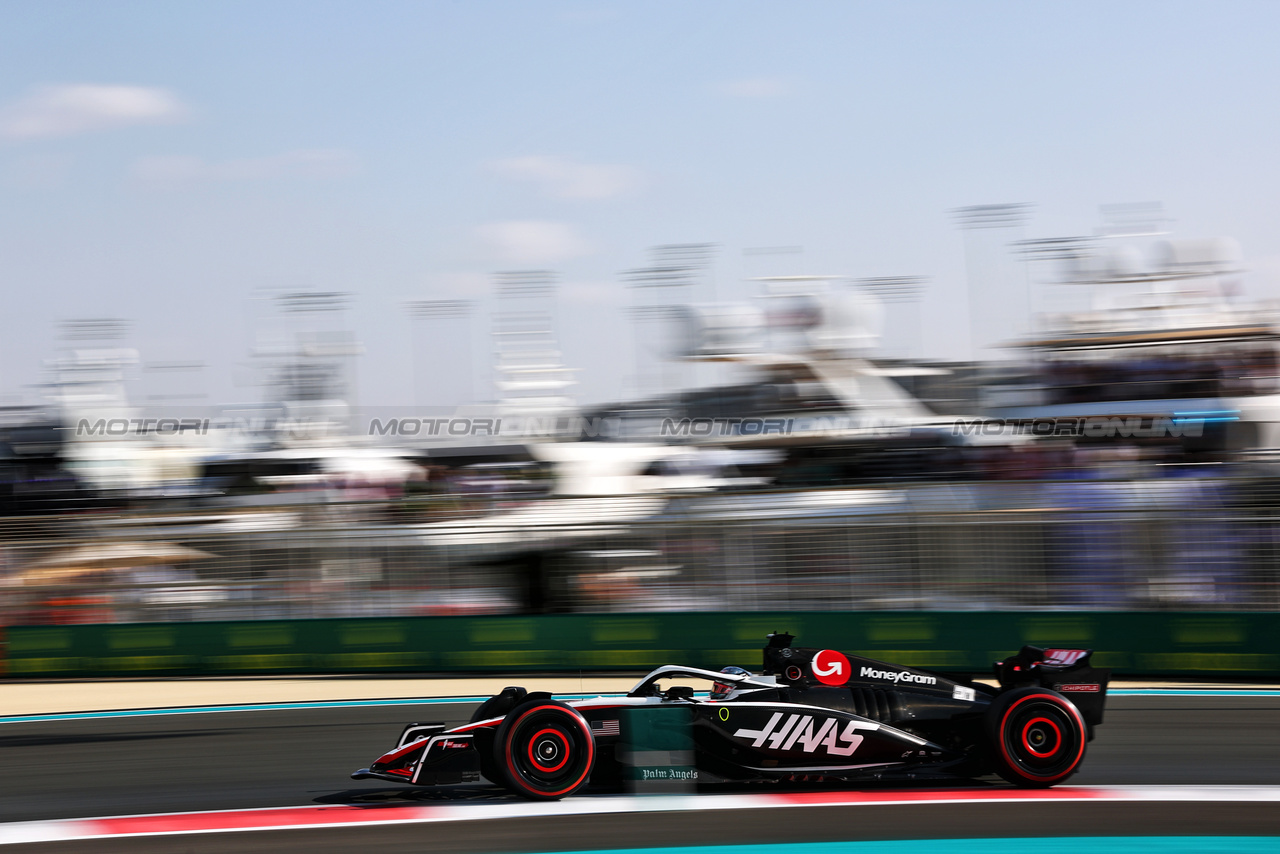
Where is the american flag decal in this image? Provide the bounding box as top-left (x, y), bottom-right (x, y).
top-left (591, 719), bottom-right (621, 736)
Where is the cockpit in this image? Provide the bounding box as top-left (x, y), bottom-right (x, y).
top-left (626, 664), bottom-right (777, 700)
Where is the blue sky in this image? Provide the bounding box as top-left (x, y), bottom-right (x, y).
top-left (3, 1), bottom-right (1280, 408)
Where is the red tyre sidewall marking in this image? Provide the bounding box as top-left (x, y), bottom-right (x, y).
top-left (503, 705), bottom-right (594, 797)
top-left (528, 727), bottom-right (570, 773)
top-left (999, 694), bottom-right (1084, 781)
top-left (1021, 716), bottom-right (1062, 758)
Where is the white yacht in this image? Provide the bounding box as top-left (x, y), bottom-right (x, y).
top-left (984, 235), bottom-right (1280, 454)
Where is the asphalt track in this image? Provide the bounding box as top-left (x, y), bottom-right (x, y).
top-left (2, 693), bottom-right (1280, 851)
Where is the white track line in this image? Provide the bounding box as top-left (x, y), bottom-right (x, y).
top-left (4, 786), bottom-right (1280, 846)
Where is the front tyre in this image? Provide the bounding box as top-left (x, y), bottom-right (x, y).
top-left (494, 699), bottom-right (595, 800)
top-left (986, 687), bottom-right (1086, 787)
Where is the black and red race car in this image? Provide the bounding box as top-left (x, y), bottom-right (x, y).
top-left (353, 633), bottom-right (1109, 799)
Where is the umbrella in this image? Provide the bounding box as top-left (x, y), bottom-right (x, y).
top-left (17, 542), bottom-right (218, 587)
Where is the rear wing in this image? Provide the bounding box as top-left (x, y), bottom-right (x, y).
top-left (995, 646), bottom-right (1110, 728)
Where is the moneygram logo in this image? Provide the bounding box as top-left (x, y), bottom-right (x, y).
top-left (860, 666), bottom-right (937, 686)
top-left (812, 649), bottom-right (851, 686)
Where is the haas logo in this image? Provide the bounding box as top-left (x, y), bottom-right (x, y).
top-left (733, 712), bottom-right (874, 756)
top-left (812, 649), bottom-right (850, 686)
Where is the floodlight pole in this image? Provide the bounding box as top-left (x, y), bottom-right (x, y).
top-left (953, 204), bottom-right (1031, 359)
top-left (854, 276), bottom-right (928, 359)
top-left (407, 300), bottom-right (473, 408)
top-left (621, 243), bottom-right (716, 396)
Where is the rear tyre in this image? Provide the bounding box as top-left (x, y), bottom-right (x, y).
top-left (985, 687), bottom-right (1086, 787)
top-left (494, 699), bottom-right (595, 800)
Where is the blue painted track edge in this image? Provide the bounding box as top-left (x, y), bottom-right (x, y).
top-left (527, 839), bottom-right (1280, 854)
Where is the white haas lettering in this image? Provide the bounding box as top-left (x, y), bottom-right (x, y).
top-left (732, 712), bottom-right (875, 756)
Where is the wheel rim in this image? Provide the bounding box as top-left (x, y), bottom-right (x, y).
top-left (1020, 716), bottom-right (1062, 757)
top-left (528, 727), bottom-right (570, 773)
top-left (503, 705), bottom-right (593, 797)
top-left (999, 695), bottom-right (1084, 781)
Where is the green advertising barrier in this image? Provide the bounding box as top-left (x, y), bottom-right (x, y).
top-left (3, 612), bottom-right (1279, 679)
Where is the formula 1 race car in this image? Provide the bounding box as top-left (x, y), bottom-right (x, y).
top-left (353, 634), bottom-right (1109, 800)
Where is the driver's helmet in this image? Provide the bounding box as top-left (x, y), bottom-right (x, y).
top-left (711, 665), bottom-right (752, 700)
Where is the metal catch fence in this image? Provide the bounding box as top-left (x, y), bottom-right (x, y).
top-left (2, 475), bottom-right (1277, 624)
